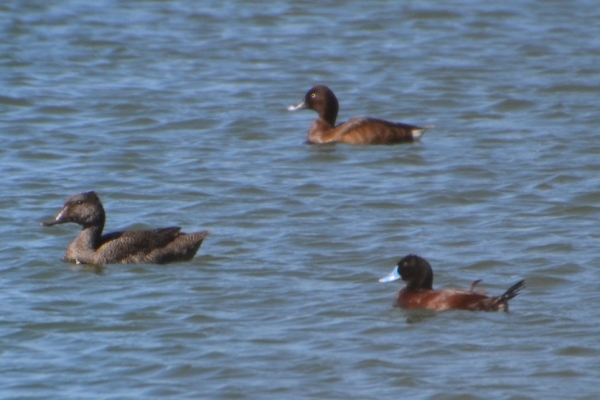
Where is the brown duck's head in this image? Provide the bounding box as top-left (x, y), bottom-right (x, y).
top-left (288, 85), bottom-right (339, 126)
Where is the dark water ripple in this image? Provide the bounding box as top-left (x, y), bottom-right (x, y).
top-left (2, 0), bottom-right (600, 399)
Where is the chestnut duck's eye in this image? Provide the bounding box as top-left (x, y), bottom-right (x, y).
top-left (311, 93), bottom-right (316, 98)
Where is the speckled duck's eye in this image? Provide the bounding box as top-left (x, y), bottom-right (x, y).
top-left (77, 200), bottom-right (83, 205)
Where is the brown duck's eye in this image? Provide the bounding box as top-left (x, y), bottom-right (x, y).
top-left (77, 200), bottom-right (84, 205)
top-left (311, 93), bottom-right (316, 98)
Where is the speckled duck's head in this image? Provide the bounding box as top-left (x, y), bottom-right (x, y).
top-left (41, 191), bottom-right (105, 228)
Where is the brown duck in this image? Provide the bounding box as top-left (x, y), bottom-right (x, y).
top-left (41, 191), bottom-right (208, 265)
top-left (288, 85), bottom-right (432, 145)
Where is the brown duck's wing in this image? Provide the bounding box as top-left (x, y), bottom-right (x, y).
top-left (97, 227), bottom-right (183, 264)
top-left (338, 118), bottom-right (428, 145)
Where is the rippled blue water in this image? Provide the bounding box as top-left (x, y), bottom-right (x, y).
top-left (2, 1), bottom-right (600, 398)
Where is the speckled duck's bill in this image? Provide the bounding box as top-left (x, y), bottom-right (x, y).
top-left (40, 207), bottom-right (69, 226)
top-left (379, 267), bottom-right (401, 283)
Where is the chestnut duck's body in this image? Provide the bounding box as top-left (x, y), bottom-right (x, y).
top-left (379, 254), bottom-right (524, 312)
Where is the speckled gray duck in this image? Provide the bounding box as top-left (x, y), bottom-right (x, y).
top-left (288, 85), bottom-right (432, 145)
top-left (41, 191), bottom-right (209, 265)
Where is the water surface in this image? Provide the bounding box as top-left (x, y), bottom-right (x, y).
top-left (2, 1), bottom-right (600, 398)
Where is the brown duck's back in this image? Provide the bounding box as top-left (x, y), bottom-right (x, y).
top-left (308, 117), bottom-right (430, 145)
top-left (337, 118), bottom-right (428, 145)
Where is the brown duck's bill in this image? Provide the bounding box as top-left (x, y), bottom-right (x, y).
top-left (40, 219), bottom-right (64, 226)
top-left (287, 99), bottom-right (306, 111)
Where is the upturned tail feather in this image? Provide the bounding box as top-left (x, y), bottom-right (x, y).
top-left (499, 280), bottom-right (525, 303)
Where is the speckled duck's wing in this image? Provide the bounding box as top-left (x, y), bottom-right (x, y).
top-left (96, 227), bottom-right (184, 264)
top-left (149, 230), bottom-right (209, 264)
